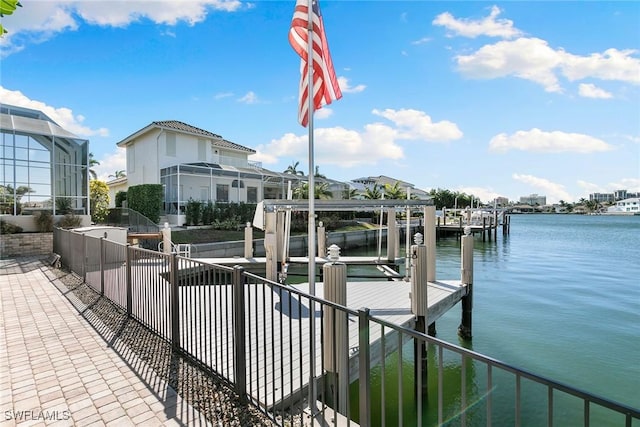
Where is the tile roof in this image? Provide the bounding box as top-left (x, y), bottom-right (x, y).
top-left (152, 120), bottom-right (255, 153)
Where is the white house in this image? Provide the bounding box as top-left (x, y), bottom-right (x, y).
top-left (606, 197), bottom-right (640, 215)
top-left (114, 120), bottom-right (302, 225)
top-left (350, 175), bottom-right (431, 200)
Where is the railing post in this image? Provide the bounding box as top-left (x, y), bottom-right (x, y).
top-left (126, 244), bottom-right (132, 317)
top-left (358, 307), bottom-right (371, 427)
top-left (233, 265), bottom-right (247, 402)
top-left (82, 233), bottom-right (87, 282)
top-left (170, 253), bottom-right (180, 351)
top-left (99, 237), bottom-right (105, 296)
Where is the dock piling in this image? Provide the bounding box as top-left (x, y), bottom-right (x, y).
top-left (410, 233), bottom-right (429, 399)
top-left (322, 245), bottom-right (348, 414)
top-left (317, 221), bottom-right (326, 259)
top-left (458, 229), bottom-right (474, 340)
top-left (244, 222), bottom-right (253, 258)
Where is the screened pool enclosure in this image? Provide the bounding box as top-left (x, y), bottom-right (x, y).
top-left (0, 105), bottom-right (90, 216)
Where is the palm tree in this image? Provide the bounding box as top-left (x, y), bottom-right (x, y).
top-left (109, 170), bottom-right (126, 179)
top-left (88, 152), bottom-right (100, 180)
top-left (293, 182), bottom-right (332, 199)
top-left (342, 187), bottom-right (358, 200)
top-left (284, 161), bottom-right (304, 175)
top-left (362, 184), bottom-right (382, 200)
top-left (384, 181), bottom-right (406, 199)
top-left (314, 166), bottom-right (326, 179)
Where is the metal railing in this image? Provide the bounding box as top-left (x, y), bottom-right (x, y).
top-left (102, 207), bottom-right (160, 234)
top-left (53, 227), bottom-right (640, 427)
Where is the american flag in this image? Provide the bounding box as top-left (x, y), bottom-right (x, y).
top-left (288, 0), bottom-right (342, 127)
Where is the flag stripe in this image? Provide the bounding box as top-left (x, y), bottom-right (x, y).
top-left (289, 0), bottom-right (342, 127)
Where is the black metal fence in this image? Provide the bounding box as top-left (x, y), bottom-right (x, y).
top-left (53, 227), bottom-right (640, 427)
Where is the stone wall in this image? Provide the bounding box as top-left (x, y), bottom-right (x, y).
top-left (0, 233), bottom-right (53, 258)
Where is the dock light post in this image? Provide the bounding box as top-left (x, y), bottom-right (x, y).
top-left (323, 244), bottom-right (348, 414)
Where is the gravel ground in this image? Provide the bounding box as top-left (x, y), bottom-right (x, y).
top-left (48, 265), bottom-right (287, 427)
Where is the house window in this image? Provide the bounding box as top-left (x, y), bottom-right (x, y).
top-left (127, 146), bottom-right (135, 172)
top-left (216, 184), bottom-right (229, 202)
top-left (200, 186), bottom-right (209, 201)
top-left (166, 132), bottom-right (176, 157)
top-left (198, 139), bottom-right (206, 161)
top-left (231, 179), bottom-right (244, 188)
top-left (247, 187), bottom-right (258, 203)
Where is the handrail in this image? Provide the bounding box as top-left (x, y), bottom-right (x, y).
top-left (52, 227), bottom-right (640, 427)
top-left (367, 313), bottom-right (640, 420)
top-left (102, 207), bottom-right (160, 234)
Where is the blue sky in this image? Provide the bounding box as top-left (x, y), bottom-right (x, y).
top-left (1, 1), bottom-right (638, 204)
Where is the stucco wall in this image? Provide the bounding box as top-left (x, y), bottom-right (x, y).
top-left (0, 233), bottom-right (53, 258)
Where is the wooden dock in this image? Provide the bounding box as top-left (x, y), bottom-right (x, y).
top-left (178, 273), bottom-right (467, 410)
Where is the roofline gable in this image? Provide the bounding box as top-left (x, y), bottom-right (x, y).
top-left (116, 120), bottom-right (255, 154)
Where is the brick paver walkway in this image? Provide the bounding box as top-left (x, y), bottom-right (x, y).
top-left (0, 257), bottom-right (210, 426)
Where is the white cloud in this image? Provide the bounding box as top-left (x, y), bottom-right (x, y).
top-left (512, 173), bottom-right (573, 204)
top-left (578, 83), bottom-right (613, 99)
top-left (456, 186), bottom-right (505, 204)
top-left (433, 5), bottom-right (522, 39)
top-left (0, 0), bottom-right (243, 57)
top-left (456, 37), bottom-right (563, 92)
top-left (372, 108), bottom-right (463, 141)
top-left (254, 108), bottom-right (461, 168)
top-left (411, 37), bottom-right (431, 45)
top-left (338, 77), bottom-right (366, 94)
top-left (489, 128), bottom-right (614, 153)
top-left (561, 48), bottom-right (640, 84)
top-left (214, 92), bottom-right (234, 100)
top-left (576, 180), bottom-right (606, 194)
top-left (577, 179), bottom-right (640, 196)
top-left (238, 91), bottom-right (259, 104)
top-left (94, 148), bottom-right (127, 182)
top-left (314, 107), bottom-right (333, 120)
top-left (254, 125), bottom-right (403, 168)
top-left (454, 37), bottom-right (640, 92)
top-left (607, 178), bottom-right (640, 193)
top-left (0, 86), bottom-right (109, 137)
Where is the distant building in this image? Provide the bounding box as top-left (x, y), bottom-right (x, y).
top-left (590, 193), bottom-right (615, 203)
top-left (614, 190), bottom-right (627, 201)
top-left (588, 190), bottom-right (639, 203)
top-left (494, 196), bottom-right (509, 206)
top-left (519, 193), bottom-right (546, 206)
top-left (606, 197), bottom-right (640, 215)
top-left (350, 175), bottom-right (430, 200)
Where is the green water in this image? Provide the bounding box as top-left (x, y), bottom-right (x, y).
top-left (300, 214), bottom-right (640, 425)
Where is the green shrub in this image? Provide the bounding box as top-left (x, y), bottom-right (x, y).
top-left (202, 200), bottom-right (214, 225)
top-left (0, 220), bottom-right (23, 234)
top-left (55, 197), bottom-right (73, 214)
top-left (185, 199), bottom-right (202, 226)
top-left (57, 214), bottom-right (82, 229)
top-left (127, 184), bottom-right (162, 223)
top-left (90, 180), bottom-right (110, 224)
top-left (35, 211), bottom-right (54, 232)
top-left (115, 191), bottom-right (127, 208)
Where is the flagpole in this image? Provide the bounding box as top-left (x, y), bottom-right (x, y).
top-left (306, 0), bottom-right (318, 412)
